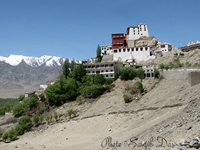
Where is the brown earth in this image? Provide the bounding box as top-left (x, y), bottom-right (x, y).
top-left (1, 49), bottom-right (200, 150)
top-left (0, 67), bottom-right (200, 150)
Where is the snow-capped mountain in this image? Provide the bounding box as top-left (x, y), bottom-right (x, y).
top-left (0, 54), bottom-right (82, 98)
top-left (0, 55), bottom-right (69, 67)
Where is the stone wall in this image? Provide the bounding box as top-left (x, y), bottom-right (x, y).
top-left (188, 71), bottom-right (200, 86)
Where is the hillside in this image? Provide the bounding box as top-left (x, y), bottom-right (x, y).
top-left (1, 68), bottom-right (200, 150)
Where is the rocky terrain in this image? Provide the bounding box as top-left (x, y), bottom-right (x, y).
top-left (0, 67), bottom-right (200, 150)
top-left (0, 49), bottom-right (200, 149)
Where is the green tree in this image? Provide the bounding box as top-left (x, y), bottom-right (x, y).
top-left (62, 59), bottom-right (70, 78)
top-left (70, 64), bottom-right (87, 82)
top-left (45, 77), bottom-right (79, 106)
top-left (81, 84), bottom-right (105, 98)
top-left (70, 59), bottom-right (76, 72)
top-left (96, 45), bottom-right (102, 62)
top-left (18, 94), bottom-right (25, 102)
top-left (118, 67), bottom-right (136, 80)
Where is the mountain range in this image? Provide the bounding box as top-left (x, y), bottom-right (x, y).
top-left (0, 55), bottom-right (81, 98)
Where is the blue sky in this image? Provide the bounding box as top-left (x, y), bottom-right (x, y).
top-left (0, 0), bottom-right (199, 60)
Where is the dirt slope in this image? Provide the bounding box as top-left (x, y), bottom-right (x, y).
top-left (1, 69), bottom-right (200, 150)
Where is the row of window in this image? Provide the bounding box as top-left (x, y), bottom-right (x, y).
top-left (113, 47), bottom-right (148, 53)
top-left (85, 64), bottom-right (114, 68)
top-left (88, 70), bottom-right (114, 73)
top-left (113, 43), bottom-right (124, 46)
top-left (101, 47), bottom-right (111, 50)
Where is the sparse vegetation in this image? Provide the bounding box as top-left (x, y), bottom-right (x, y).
top-left (154, 68), bottom-right (160, 78)
top-left (123, 94), bottom-right (132, 103)
top-left (33, 115), bottom-right (40, 126)
top-left (12, 95), bottom-right (39, 117)
top-left (67, 109), bottom-right (77, 119)
top-left (0, 98), bottom-right (18, 115)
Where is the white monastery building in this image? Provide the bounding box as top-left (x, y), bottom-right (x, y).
top-left (126, 24), bottom-right (149, 47)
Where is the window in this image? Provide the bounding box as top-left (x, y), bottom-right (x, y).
top-left (114, 49), bottom-right (118, 53)
top-left (132, 48), bottom-right (134, 51)
top-left (127, 48), bottom-right (130, 52)
top-left (119, 49), bottom-right (121, 52)
top-left (106, 70), bottom-right (108, 72)
top-left (140, 47), bottom-right (143, 51)
top-left (145, 47), bottom-right (148, 51)
top-left (110, 70), bottom-right (113, 72)
top-left (136, 48), bottom-right (138, 51)
top-left (123, 49), bottom-right (126, 52)
top-left (161, 45), bottom-right (165, 48)
top-left (101, 70), bottom-right (104, 72)
top-left (106, 75), bottom-right (108, 77)
top-left (111, 75), bottom-right (113, 77)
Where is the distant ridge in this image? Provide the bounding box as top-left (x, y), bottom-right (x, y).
top-left (0, 54), bottom-right (82, 67)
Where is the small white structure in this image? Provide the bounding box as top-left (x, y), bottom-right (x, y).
top-left (142, 65), bottom-right (155, 78)
top-left (160, 43), bottom-right (172, 52)
top-left (101, 45), bottom-right (112, 55)
top-left (40, 84), bottom-right (48, 91)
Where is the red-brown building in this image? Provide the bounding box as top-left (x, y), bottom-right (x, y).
top-left (111, 33), bottom-right (126, 49)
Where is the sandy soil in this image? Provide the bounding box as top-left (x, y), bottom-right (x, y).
top-left (0, 69), bottom-right (200, 150)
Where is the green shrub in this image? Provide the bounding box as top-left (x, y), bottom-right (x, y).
top-left (0, 128), bottom-right (4, 137)
top-left (137, 81), bottom-right (144, 93)
top-left (33, 115), bottom-right (40, 126)
top-left (136, 67), bottom-right (144, 80)
top-left (39, 115), bottom-right (44, 123)
top-left (154, 68), bottom-right (160, 78)
top-left (15, 125), bottom-right (24, 135)
top-left (39, 94), bottom-right (45, 102)
top-left (12, 103), bottom-right (25, 116)
top-left (124, 94), bottom-right (132, 103)
top-left (81, 84), bottom-right (105, 98)
top-left (118, 67), bottom-right (136, 80)
top-left (105, 78), bottom-right (114, 85)
top-left (54, 112), bottom-right (58, 121)
top-left (18, 94), bottom-right (25, 102)
top-left (24, 95), bottom-right (38, 109)
top-left (0, 107), bottom-right (6, 115)
top-left (174, 53), bottom-right (178, 56)
top-left (164, 65), bottom-right (169, 70)
top-left (7, 129), bottom-right (18, 141)
top-left (185, 62), bottom-right (191, 67)
top-left (67, 109), bottom-right (77, 119)
top-left (45, 77), bottom-right (79, 106)
top-left (2, 132), bottom-right (9, 141)
top-left (159, 63), bottom-right (165, 69)
top-left (18, 116), bottom-right (32, 133)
